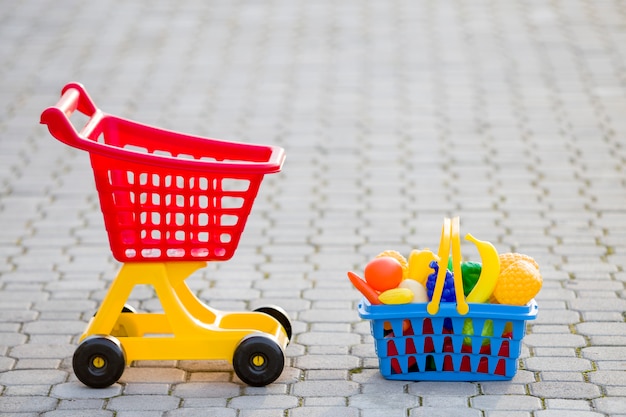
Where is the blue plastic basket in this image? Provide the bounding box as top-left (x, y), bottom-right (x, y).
top-left (358, 299), bottom-right (538, 381)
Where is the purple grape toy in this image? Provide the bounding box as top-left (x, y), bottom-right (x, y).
top-left (426, 260), bottom-right (456, 302)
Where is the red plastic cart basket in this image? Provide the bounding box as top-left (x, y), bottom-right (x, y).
top-left (41, 82), bottom-right (285, 262)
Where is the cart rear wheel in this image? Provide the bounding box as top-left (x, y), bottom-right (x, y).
top-left (233, 335), bottom-right (285, 387)
top-left (254, 305), bottom-right (292, 341)
top-left (73, 335), bottom-right (126, 388)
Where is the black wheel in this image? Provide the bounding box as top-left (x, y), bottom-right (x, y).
top-left (233, 335), bottom-right (285, 387)
top-left (73, 335), bottom-right (126, 388)
top-left (254, 305), bottom-right (292, 341)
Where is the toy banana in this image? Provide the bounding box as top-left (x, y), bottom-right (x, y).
top-left (427, 218), bottom-right (451, 315)
top-left (465, 233), bottom-right (500, 303)
top-left (407, 249), bottom-right (439, 285)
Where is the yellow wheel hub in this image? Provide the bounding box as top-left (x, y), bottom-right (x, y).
top-left (92, 356), bottom-right (106, 369)
top-left (252, 355), bottom-right (265, 367)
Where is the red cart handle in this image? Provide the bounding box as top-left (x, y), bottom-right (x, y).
top-left (57, 82), bottom-right (98, 119)
top-left (40, 83), bottom-right (285, 174)
top-left (40, 82), bottom-right (104, 149)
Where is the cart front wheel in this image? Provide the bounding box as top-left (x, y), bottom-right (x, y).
top-left (254, 305), bottom-right (292, 341)
top-left (233, 335), bottom-right (285, 387)
top-left (73, 335), bottom-right (126, 388)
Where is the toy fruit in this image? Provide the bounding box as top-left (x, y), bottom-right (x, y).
top-left (376, 250), bottom-right (408, 279)
top-left (407, 249), bottom-right (439, 285)
top-left (398, 279), bottom-right (429, 303)
top-left (465, 233), bottom-right (500, 303)
top-left (347, 271), bottom-right (381, 305)
top-left (379, 287), bottom-right (414, 305)
top-left (499, 252), bottom-right (539, 271)
top-left (364, 257), bottom-right (404, 292)
top-left (425, 261), bottom-right (456, 302)
top-left (493, 260), bottom-right (542, 305)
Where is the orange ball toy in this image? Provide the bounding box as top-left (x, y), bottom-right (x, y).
top-left (364, 257), bottom-right (404, 292)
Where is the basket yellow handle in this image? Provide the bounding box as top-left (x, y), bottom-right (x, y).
top-left (451, 217), bottom-right (469, 315)
top-left (427, 218), bottom-right (451, 315)
top-left (427, 217), bottom-right (470, 315)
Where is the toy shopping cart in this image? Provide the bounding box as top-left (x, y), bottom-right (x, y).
top-left (40, 82), bottom-right (291, 388)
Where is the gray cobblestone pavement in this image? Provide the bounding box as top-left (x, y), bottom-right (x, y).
top-left (1, 0), bottom-right (626, 415)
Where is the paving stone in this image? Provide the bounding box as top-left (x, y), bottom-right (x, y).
top-left (296, 332), bottom-right (361, 346)
top-left (0, 396), bottom-right (58, 413)
top-left (587, 371), bottom-right (626, 387)
top-left (298, 309), bottom-right (360, 323)
top-left (523, 333), bottom-right (587, 348)
top-left (409, 382), bottom-right (478, 397)
top-left (294, 354), bottom-right (360, 370)
top-left (116, 412), bottom-right (166, 417)
top-left (303, 396), bottom-right (348, 406)
top-left (165, 409), bottom-right (236, 417)
top-left (243, 383), bottom-right (288, 396)
top-left (289, 407), bottom-right (359, 417)
top-left (470, 395), bottom-right (543, 411)
top-left (171, 382), bottom-right (241, 399)
top-left (0, 370), bottom-right (67, 385)
top-left (0, 333), bottom-right (28, 346)
top-left (106, 395), bottom-right (181, 411)
top-left (42, 411), bottom-right (113, 417)
top-left (479, 381), bottom-right (527, 395)
top-left (56, 399), bottom-right (107, 409)
top-left (544, 399), bottom-right (593, 411)
top-left (123, 383), bottom-right (171, 395)
top-left (349, 393), bottom-right (420, 409)
top-left (581, 346), bottom-right (626, 361)
top-left (9, 344), bottom-right (75, 359)
top-left (529, 382), bottom-right (601, 399)
top-left (576, 322), bottom-right (626, 336)
top-left (228, 394), bottom-right (299, 409)
top-left (539, 372), bottom-right (585, 382)
top-left (524, 357), bottom-right (593, 372)
top-left (51, 382), bottom-right (122, 399)
top-left (410, 408), bottom-right (481, 417)
top-left (534, 412), bottom-right (605, 417)
top-left (362, 409), bottom-right (417, 417)
top-left (4, 385), bottom-right (51, 396)
top-left (0, 355), bottom-right (16, 372)
top-left (291, 380), bottom-right (359, 397)
top-left (483, 412), bottom-right (531, 417)
top-left (118, 367), bottom-right (186, 384)
top-left (592, 397), bottom-right (626, 415)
